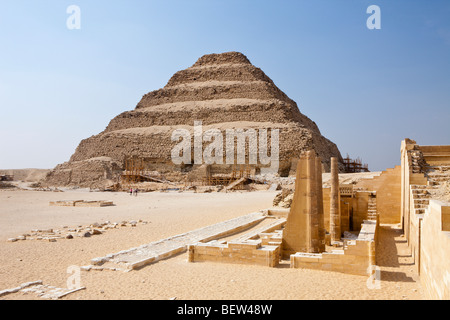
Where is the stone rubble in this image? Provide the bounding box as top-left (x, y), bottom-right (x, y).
top-left (5, 220), bottom-right (150, 243)
top-left (0, 280), bottom-right (85, 299)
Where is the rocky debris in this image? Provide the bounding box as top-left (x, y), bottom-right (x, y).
top-left (49, 200), bottom-right (114, 207)
top-left (343, 231), bottom-right (359, 240)
top-left (268, 183), bottom-right (281, 191)
top-left (409, 148), bottom-right (427, 174)
top-left (91, 229), bottom-right (102, 235)
top-left (194, 186), bottom-right (219, 193)
top-left (273, 188), bottom-right (294, 208)
top-left (0, 181), bottom-right (16, 189)
top-left (254, 173), bottom-right (296, 185)
top-left (5, 219), bottom-right (150, 243)
top-left (0, 281), bottom-right (85, 299)
top-left (32, 187), bottom-right (64, 192)
top-left (0, 280), bottom-right (43, 297)
top-left (129, 220), bottom-right (137, 227)
top-left (429, 181), bottom-right (450, 203)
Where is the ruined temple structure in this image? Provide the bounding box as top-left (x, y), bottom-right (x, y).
top-left (44, 52), bottom-right (343, 188)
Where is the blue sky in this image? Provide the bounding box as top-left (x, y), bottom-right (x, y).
top-left (0, 0), bottom-right (449, 171)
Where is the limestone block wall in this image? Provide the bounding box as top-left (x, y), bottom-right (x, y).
top-left (420, 200), bottom-right (450, 299)
top-left (189, 240), bottom-right (280, 267)
top-left (290, 220), bottom-right (377, 276)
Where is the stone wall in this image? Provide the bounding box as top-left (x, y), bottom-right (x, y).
top-left (189, 241), bottom-right (280, 267)
top-left (420, 200), bottom-right (450, 299)
top-left (290, 220), bottom-right (377, 276)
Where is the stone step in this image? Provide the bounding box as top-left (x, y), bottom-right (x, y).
top-left (415, 208), bottom-right (425, 215)
top-left (414, 199), bottom-right (429, 204)
top-left (412, 195), bottom-right (430, 200)
top-left (411, 189), bottom-right (430, 195)
top-left (411, 185), bottom-right (428, 189)
top-left (412, 197), bottom-right (430, 202)
top-left (414, 204), bottom-right (429, 209)
top-left (428, 177), bottom-right (450, 182)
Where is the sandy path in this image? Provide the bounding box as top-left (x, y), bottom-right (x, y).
top-left (0, 189), bottom-right (424, 300)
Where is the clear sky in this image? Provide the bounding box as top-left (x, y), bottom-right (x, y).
top-left (0, 0), bottom-right (449, 171)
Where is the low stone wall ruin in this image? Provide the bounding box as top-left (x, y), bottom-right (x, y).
top-left (290, 220), bottom-right (377, 276)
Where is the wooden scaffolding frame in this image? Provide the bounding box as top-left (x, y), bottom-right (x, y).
top-left (203, 164), bottom-right (252, 189)
top-left (342, 154), bottom-right (369, 173)
top-left (121, 158), bottom-right (145, 187)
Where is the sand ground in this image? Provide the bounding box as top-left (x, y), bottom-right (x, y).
top-left (0, 189), bottom-right (424, 300)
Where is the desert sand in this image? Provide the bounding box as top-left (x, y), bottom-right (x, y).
top-left (0, 188), bottom-right (424, 300)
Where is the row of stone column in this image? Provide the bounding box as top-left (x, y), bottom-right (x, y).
top-left (282, 151), bottom-right (340, 256)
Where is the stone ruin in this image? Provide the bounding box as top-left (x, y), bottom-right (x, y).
top-left (6, 140), bottom-right (448, 300)
top-left (14, 52), bottom-right (449, 300)
top-left (187, 150), bottom-right (378, 276)
top-left (43, 52), bottom-right (343, 189)
top-left (186, 139), bottom-right (450, 299)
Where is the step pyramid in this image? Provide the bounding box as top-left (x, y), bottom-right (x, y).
top-left (45, 52), bottom-right (342, 188)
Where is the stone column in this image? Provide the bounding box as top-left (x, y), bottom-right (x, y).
top-left (330, 157), bottom-right (341, 245)
top-left (282, 150), bottom-right (322, 257)
top-left (307, 151), bottom-right (318, 252)
top-left (316, 157), bottom-right (326, 252)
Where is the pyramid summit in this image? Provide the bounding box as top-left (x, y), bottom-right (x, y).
top-left (136, 51), bottom-right (294, 109)
top-left (44, 52), bottom-right (343, 188)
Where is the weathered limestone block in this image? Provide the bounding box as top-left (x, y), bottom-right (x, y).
top-left (190, 241), bottom-right (280, 267)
